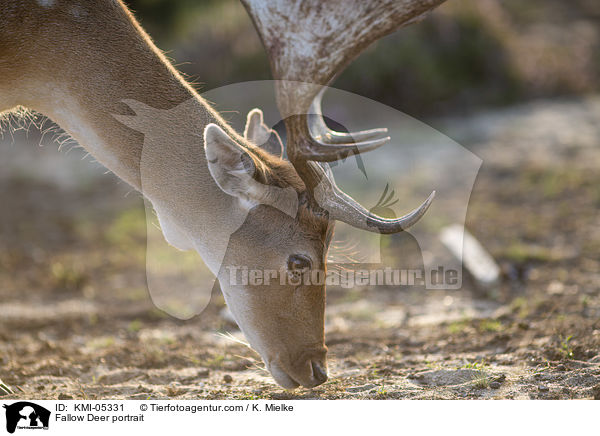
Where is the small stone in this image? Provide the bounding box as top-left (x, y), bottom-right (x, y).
top-left (223, 374), bottom-right (233, 384)
top-left (490, 382), bottom-right (501, 389)
top-left (494, 374), bottom-right (506, 383)
top-left (538, 385), bottom-right (549, 392)
top-left (58, 393), bottom-right (73, 400)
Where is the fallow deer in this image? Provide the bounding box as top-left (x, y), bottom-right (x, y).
top-left (0, 0), bottom-right (444, 389)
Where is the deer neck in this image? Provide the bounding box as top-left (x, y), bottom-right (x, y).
top-left (1, 1), bottom-right (241, 271)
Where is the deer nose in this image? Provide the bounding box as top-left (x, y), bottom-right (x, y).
top-left (311, 360), bottom-right (328, 385)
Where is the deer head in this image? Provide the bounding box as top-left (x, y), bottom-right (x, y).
top-left (200, 0), bottom-right (443, 388)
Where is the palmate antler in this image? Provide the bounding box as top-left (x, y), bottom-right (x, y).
top-left (242, 0), bottom-right (444, 233)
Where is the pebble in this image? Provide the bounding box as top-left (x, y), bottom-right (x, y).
top-left (538, 385), bottom-right (549, 392)
top-left (494, 374), bottom-right (506, 383)
top-left (58, 393), bottom-right (73, 400)
top-left (490, 382), bottom-right (501, 389)
top-left (223, 374), bottom-right (233, 384)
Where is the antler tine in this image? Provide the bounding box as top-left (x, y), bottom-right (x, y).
top-left (309, 89), bottom-right (389, 145)
top-left (293, 154), bottom-right (436, 234)
top-left (312, 166), bottom-right (436, 234)
top-left (292, 112), bottom-right (391, 163)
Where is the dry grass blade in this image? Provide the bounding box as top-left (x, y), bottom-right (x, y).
top-left (0, 379), bottom-right (14, 395)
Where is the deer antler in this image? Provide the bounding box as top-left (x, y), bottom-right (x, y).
top-left (242, 0), bottom-right (445, 233)
top-left (309, 89), bottom-right (390, 147)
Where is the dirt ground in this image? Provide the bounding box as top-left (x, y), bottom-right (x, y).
top-left (1, 97), bottom-right (599, 400)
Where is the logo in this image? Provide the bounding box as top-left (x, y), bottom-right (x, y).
top-left (2, 402), bottom-right (50, 434)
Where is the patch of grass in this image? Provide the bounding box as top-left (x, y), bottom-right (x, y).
top-left (127, 319), bottom-right (143, 333)
top-left (376, 382), bottom-right (388, 396)
top-left (448, 319), bottom-right (470, 334)
top-left (77, 382), bottom-right (89, 400)
top-left (534, 359), bottom-right (551, 374)
top-left (520, 167), bottom-right (586, 200)
top-left (478, 319), bottom-right (503, 333)
top-left (50, 261), bottom-right (87, 290)
top-left (106, 208), bottom-right (146, 248)
top-left (580, 295), bottom-right (589, 309)
top-left (463, 359), bottom-right (487, 371)
top-left (86, 336), bottom-right (116, 350)
top-left (461, 360), bottom-right (491, 389)
top-left (425, 360), bottom-right (441, 370)
top-left (500, 243), bottom-right (557, 264)
top-left (121, 287), bottom-right (149, 302)
top-left (186, 356), bottom-right (201, 366)
top-left (87, 313), bottom-right (98, 326)
top-left (472, 373), bottom-right (491, 389)
top-left (559, 335), bottom-right (574, 360)
top-left (202, 354), bottom-right (226, 368)
top-left (368, 364), bottom-right (380, 379)
top-left (510, 296), bottom-right (530, 319)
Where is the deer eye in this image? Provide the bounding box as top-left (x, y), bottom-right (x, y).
top-left (287, 254), bottom-right (312, 271)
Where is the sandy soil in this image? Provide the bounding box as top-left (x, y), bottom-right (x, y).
top-left (1, 97), bottom-right (599, 399)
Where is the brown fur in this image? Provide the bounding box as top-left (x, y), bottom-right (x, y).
top-left (0, 0), bottom-right (332, 389)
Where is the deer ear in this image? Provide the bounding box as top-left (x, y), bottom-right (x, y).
top-left (204, 123), bottom-right (262, 201)
top-left (244, 108), bottom-right (284, 158)
top-left (204, 123), bottom-right (299, 216)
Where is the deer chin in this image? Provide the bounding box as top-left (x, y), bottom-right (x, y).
top-left (222, 300), bottom-right (327, 390)
top-left (267, 362), bottom-right (301, 390)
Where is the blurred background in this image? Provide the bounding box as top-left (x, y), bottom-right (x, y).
top-left (126, 0), bottom-right (600, 118)
top-left (1, 0), bottom-right (599, 400)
